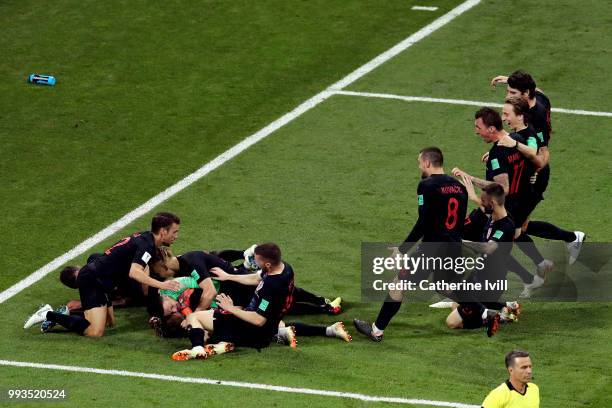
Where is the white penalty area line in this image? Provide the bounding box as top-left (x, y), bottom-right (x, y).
top-left (334, 90), bottom-right (612, 118)
top-left (0, 0), bottom-right (482, 304)
top-left (0, 359), bottom-right (479, 408)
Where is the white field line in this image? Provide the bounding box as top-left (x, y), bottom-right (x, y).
top-left (0, 359), bottom-right (480, 408)
top-left (0, 0), bottom-right (482, 304)
top-left (334, 90), bottom-right (612, 117)
top-left (412, 6), bottom-right (440, 11)
top-left (328, 0), bottom-right (481, 91)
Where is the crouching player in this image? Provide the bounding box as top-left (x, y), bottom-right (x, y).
top-left (171, 243), bottom-right (294, 360)
top-left (23, 213), bottom-right (182, 337)
top-left (446, 180), bottom-right (520, 337)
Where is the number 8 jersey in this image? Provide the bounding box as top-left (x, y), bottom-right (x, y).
top-left (402, 174), bottom-right (468, 247)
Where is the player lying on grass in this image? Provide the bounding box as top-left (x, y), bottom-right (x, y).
top-left (491, 70), bottom-right (585, 265)
top-left (445, 180), bottom-right (521, 337)
top-left (59, 245), bottom-right (341, 323)
top-left (354, 147), bottom-right (468, 342)
top-left (56, 252), bottom-right (149, 315)
top-left (147, 250), bottom-right (350, 345)
top-left (171, 242), bottom-right (294, 360)
top-left (149, 245), bottom-right (342, 319)
top-left (218, 245), bottom-right (343, 315)
top-left (453, 107), bottom-right (548, 298)
top-left (23, 213), bottom-right (182, 337)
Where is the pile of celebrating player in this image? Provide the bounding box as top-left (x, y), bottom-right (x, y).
top-left (23, 71), bottom-right (585, 356)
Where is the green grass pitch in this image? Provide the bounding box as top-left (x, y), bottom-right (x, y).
top-left (1, 1), bottom-right (611, 407)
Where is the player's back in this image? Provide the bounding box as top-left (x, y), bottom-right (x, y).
top-left (93, 231), bottom-right (156, 287)
top-left (246, 262), bottom-right (295, 337)
top-left (419, 174), bottom-right (468, 242)
top-left (177, 251), bottom-right (234, 279)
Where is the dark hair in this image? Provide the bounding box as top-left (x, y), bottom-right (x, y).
top-left (475, 107), bottom-right (503, 130)
top-left (504, 96), bottom-right (530, 125)
top-left (508, 70), bottom-right (536, 99)
top-left (419, 147), bottom-right (444, 167)
top-left (483, 183), bottom-right (506, 205)
top-left (505, 349), bottom-right (530, 368)
top-left (60, 266), bottom-right (80, 289)
top-left (160, 313), bottom-right (187, 338)
top-left (151, 212), bottom-right (180, 233)
top-left (254, 243), bottom-right (282, 265)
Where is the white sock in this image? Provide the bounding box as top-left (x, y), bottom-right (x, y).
top-left (481, 309), bottom-right (489, 320)
top-left (277, 327), bottom-right (289, 337)
top-left (325, 326), bottom-right (333, 337)
top-left (372, 323), bottom-right (384, 336)
top-left (192, 345), bottom-right (204, 352)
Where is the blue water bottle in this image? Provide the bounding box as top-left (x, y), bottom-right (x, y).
top-left (28, 74), bottom-right (56, 86)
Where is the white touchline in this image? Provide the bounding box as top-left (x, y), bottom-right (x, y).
top-left (0, 0), bottom-right (481, 304)
top-left (0, 359), bottom-right (480, 408)
top-left (412, 6), bottom-right (440, 11)
top-left (334, 90), bottom-right (612, 118)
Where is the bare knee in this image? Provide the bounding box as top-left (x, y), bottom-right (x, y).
top-left (84, 327), bottom-right (105, 337)
top-left (446, 311), bottom-right (463, 329)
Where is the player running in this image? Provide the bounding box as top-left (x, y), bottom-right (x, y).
top-left (491, 70), bottom-right (585, 264)
top-left (24, 212), bottom-right (182, 337)
top-left (453, 107), bottom-right (547, 296)
top-left (353, 147), bottom-right (468, 341)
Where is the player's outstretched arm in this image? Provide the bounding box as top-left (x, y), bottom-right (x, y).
top-left (196, 278), bottom-right (217, 311)
top-left (462, 239), bottom-right (498, 255)
top-left (453, 168), bottom-right (508, 194)
top-left (129, 263), bottom-right (181, 291)
top-left (216, 293), bottom-right (267, 327)
top-left (490, 75), bottom-right (508, 88)
top-left (460, 174), bottom-right (482, 207)
top-left (497, 135), bottom-right (545, 169)
top-left (210, 267), bottom-right (262, 286)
